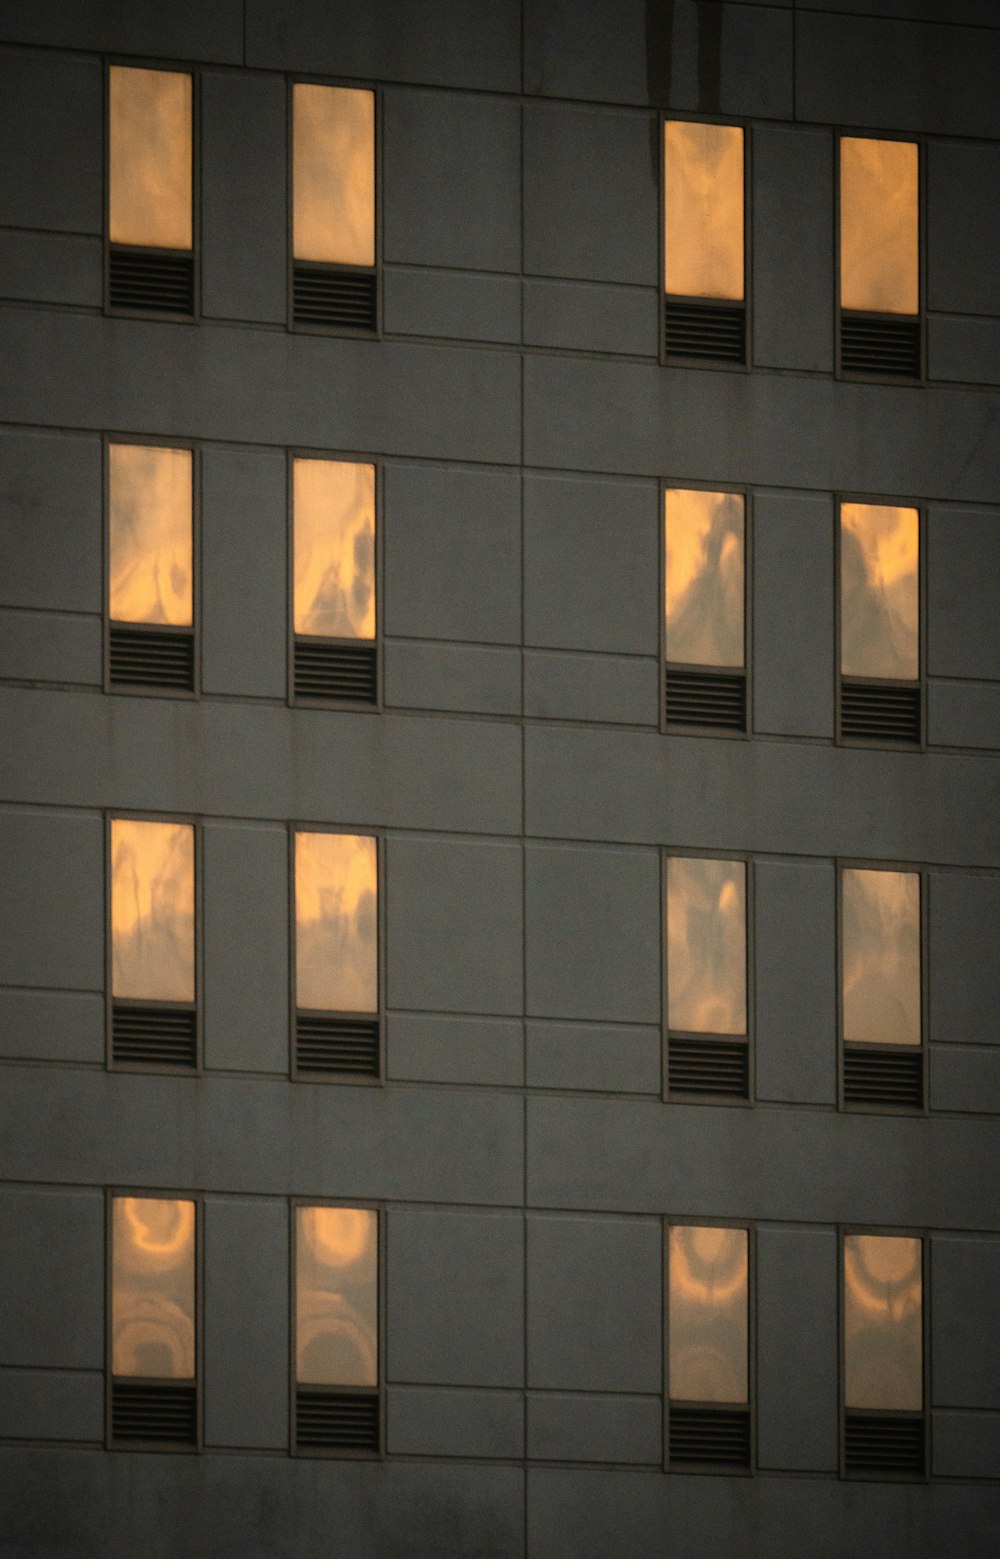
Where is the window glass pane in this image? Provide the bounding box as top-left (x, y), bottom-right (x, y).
top-left (844, 1234), bottom-right (922, 1411)
top-left (295, 832), bottom-right (378, 1013)
top-left (112, 1197), bottom-right (195, 1379)
top-left (293, 83), bottom-right (375, 267)
top-left (669, 1225), bottom-right (748, 1403)
top-left (840, 137), bottom-right (918, 316)
top-left (842, 869), bottom-right (921, 1047)
top-left (840, 503), bottom-right (919, 681)
top-left (109, 444), bottom-right (193, 627)
top-left (293, 460), bottom-right (376, 639)
top-left (665, 489), bottom-right (744, 667)
top-left (664, 121), bottom-right (744, 302)
top-left (667, 857), bottom-right (747, 1035)
top-left (296, 1205), bottom-right (378, 1386)
top-left (111, 819), bottom-right (195, 1003)
top-left (109, 66), bottom-right (192, 251)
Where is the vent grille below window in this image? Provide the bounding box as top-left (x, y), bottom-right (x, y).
top-left (664, 300), bottom-right (746, 365)
top-left (669, 1038), bottom-right (748, 1100)
top-left (109, 625), bottom-right (194, 692)
top-left (665, 669), bottom-right (746, 732)
top-left (294, 641), bottom-right (377, 704)
top-left (840, 681), bottom-right (921, 745)
top-left (292, 264), bottom-right (377, 331)
top-left (844, 1046), bottom-right (923, 1110)
top-left (112, 1004), bottom-right (197, 1069)
top-left (295, 1388), bottom-right (380, 1453)
top-left (840, 313), bottom-right (921, 380)
top-left (295, 1014), bottom-right (380, 1078)
top-left (109, 247), bottom-right (194, 316)
top-left (111, 1381), bottom-right (197, 1446)
top-left (844, 1412), bottom-right (925, 1477)
top-left (669, 1405), bottom-right (751, 1469)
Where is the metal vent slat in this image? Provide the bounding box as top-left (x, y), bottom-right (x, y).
top-left (109, 248), bottom-right (194, 316)
top-left (292, 264), bottom-right (377, 330)
top-left (294, 641), bottom-right (377, 704)
top-left (669, 1038), bottom-right (749, 1099)
top-left (295, 1388), bottom-right (380, 1452)
top-left (111, 1381), bottom-right (197, 1445)
top-left (295, 1015), bottom-right (380, 1077)
top-left (841, 682), bottom-right (921, 744)
top-left (670, 1406), bottom-right (750, 1467)
top-left (665, 301), bottom-right (746, 365)
top-left (109, 625), bottom-right (194, 691)
top-left (844, 1412), bottom-right (925, 1476)
top-left (665, 669), bottom-right (746, 731)
top-left (840, 314), bottom-right (921, 379)
top-left (844, 1046), bottom-right (923, 1109)
top-left (113, 1004), bottom-right (197, 1068)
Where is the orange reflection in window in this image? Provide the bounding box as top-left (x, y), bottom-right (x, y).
top-left (840, 138), bottom-right (918, 316)
top-left (293, 83), bottom-right (375, 267)
top-left (665, 489), bottom-right (744, 668)
top-left (842, 869), bottom-right (920, 1047)
top-left (111, 819), bottom-right (195, 1003)
top-left (664, 121), bottom-right (744, 301)
top-left (844, 1234), bottom-right (922, 1411)
top-left (112, 1197), bottom-right (195, 1379)
top-left (840, 503), bottom-right (919, 681)
top-left (293, 460), bottom-right (375, 639)
top-left (296, 1205), bottom-right (378, 1387)
top-left (109, 444), bottom-right (193, 627)
top-left (109, 66), bottom-right (192, 251)
top-left (669, 1226), bottom-right (748, 1403)
top-left (667, 857), bottom-right (746, 1035)
top-left (295, 832), bottom-right (377, 1013)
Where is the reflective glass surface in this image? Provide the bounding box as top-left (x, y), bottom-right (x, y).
top-left (109, 444), bottom-right (193, 627)
top-left (840, 137), bottom-right (918, 316)
top-left (667, 857), bottom-right (747, 1035)
top-left (112, 1196), bottom-right (195, 1379)
top-left (844, 1234), bottom-right (922, 1411)
top-left (669, 1225), bottom-right (748, 1403)
top-left (293, 83), bottom-right (375, 266)
top-left (109, 66), bottom-right (192, 250)
top-left (840, 503), bottom-right (919, 681)
top-left (842, 869), bottom-right (921, 1047)
top-left (296, 1205), bottom-right (378, 1387)
top-left (293, 459), bottom-right (376, 639)
top-left (664, 121), bottom-right (744, 301)
top-left (111, 819), bottom-right (195, 1003)
top-left (295, 832), bottom-right (378, 1013)
top-left (665, 489), bottom-right (744, 667)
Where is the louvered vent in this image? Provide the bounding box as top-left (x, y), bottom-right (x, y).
top-left (669, 1039), bottom-right (749, 1099)
top-left (295, 1388), bottom-right (380, 1453)
top-left (109, 247), bottom-right (194, 316)
top-left (841, 681), bottom-right (921, 745)
top-left (112, 1004), bottom-right (197, 1069)
top-left (844, 1412), bottom-right (925, 1477)
top-left (111, 1381), bottom-right (197, 1446)
top-left (109, 625), bottom-right (194, 692)
top-left (670, 1406), bottom-right (751, 1469)
top-left (295, 1014), bottom-right (380, 1078)
top-left (665, 669), bottom-right (746, 732)
top-left (293, 264), bottom-right (377, 331)
top-left (840, 314), bottom-right (921, 380)
top-left (844, 1046), bottom-right (923, 1110)
top-left (294, 641), bottom-right (377, 704)
top-left (664, 300), bottom-right (745, 365)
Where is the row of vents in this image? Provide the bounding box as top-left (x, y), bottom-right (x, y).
top-left (665, 670), bottom-right (921, 745)
top-left (668, 1040), bottom-right (923, 1110)
top-left (664, 301), bottom-right (922, 379)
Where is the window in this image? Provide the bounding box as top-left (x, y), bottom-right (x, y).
top-left (667, 1223), bottom-right (751, 1471)
top-left (663, 487), bottom-right (747, 732)
top-left (290, 457), bottom-right (378, 704)
top-left (838, 500), bottom-right (922, 745)
top-left (842, 1233), bottom-right (925, 1477)
top-left (291, 82), bottom-right (377, 332)
top-left (292, 829), bottom-right (381, 1079)
top-left (107, 64), bottom-right (195, 316)
top-left (838, 136), bottom-right (921, 379)
top-left (292, 1203), bottom-right (381, 1454)
top-left (665, 855), bottom-right (750, 1100)
top-left (662, 120), bottom-right (746, 366)
top-left (841, 867), bottom-right (924, 1111)
top-left (106, 442), bottom-right (196, 694)
top-left (109, 816), bottom-right (198, 1069)
top-left (108, 1193), bottom-right (199, 1449)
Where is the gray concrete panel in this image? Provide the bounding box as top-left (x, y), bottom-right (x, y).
top-left (752, 128), bottom-right (834, 374)
top-left (928, 681), bottom-right (1000, 751)
top-left (387, 1013), bottom-right (523, 1088)
top-left (202, 822), bottom-right (289, 1074)
top-left (930, 1047), bottom-right (1000, 1115)
top-left (932, 1236), bottom-right (1000, 1409)
top-left (0, 989), bottom-right (103, 1065)
top-left (0, 429), bottom-right (102, 614)
top-left (384, 641), bottom-right (522, 717)
top-left (929, 871), bottom-right (1000, 1046)
top-left (0, 1369), bottom-right (102, 1443)
top-left (927, 506), bottom-right (1000, 682)
top-left (0, 2), bottom-right (243, 62)
top-left (203, 1197), bottom-right (289, 1449)
top-left (0, 1187), bottom-right (104, 1369)
top-left (523, 280), bottom-right (658, 359)
top-left (754, 860), bottom-right (837, 1106)
top-left (387, 1386), bottom-right (524, 1459)
top-left (200, 446), bottom-right (288, 700)
top-left (933, 1412), bottom-right (1000, 1479)
top-left (201, 72), bottom-right (287, 325)
top-left (752, 491), bottom-right (835, 739)
top-left (527, 1392), bottom-right (660, 1465)
top-left (928, 143), bottom-right (1000, 318)
top-left (0, 808), bottom-right (104, 991)
top-left (756, 1227), bottom-right (838, 1472)
top-left (523, 651), bottom-right (659, 727)
top-left (0, 49), bottom-right (101, 234)
top-left (929, 315), bottom-right (1000, 387)
top-left (0, 609), bottom-right (101, 687)
top-left (0, 230), bottom-right (101, 308)
top-left (384, 269), bottom-right (522, 345)
top-left (526, 1020), bottom-right (661, 1095)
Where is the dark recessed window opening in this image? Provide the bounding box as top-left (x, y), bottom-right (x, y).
top-left (294, 1205), bottom-right (381, 1455)
top-left (663, 122), bottom-right (746, 366)
top-left (668, 1225), bottom-right (751, 1471)
top-left (291, 457), bottom-right (378, 705)
top-left (108, 66), bottom-right (194, 317)
top-left (666, 856), bottom-right (750, 1100)
top-left (841, 868), bottom-right (923, 1111)
top-left (107, 443), bottom-right (195, 694)
top-left (293, 831), bottom-right (380, 1079)
top-left (839, 502), bottom-right (921, 746)
top-left (843, 1234), bottom-right (925, 1479)
top-left (664, 488), bottom-right (747, 733)
top-left (291, 84), bottom-right (376, 332)
top-left (110, 818), bottom-right (197, 1069)
top-left (838, 137), bottom-right (920, 380)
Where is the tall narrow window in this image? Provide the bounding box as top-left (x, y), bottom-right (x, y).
top-left (291, 82), bottom-right (377, 332)
top-left (665, 855), bottom-right (750, 1100)
top-left (109, 1194), bottom-right (199, 1448)
top-left (293, 1204), bottom-right (380, 1454)
top-left (839, 501), bottom-right (921, 745)
top-left (668, 1224), bottom-right (751, 1470)
top-left (838, 137), bottom-right (920, 379)
top-left (841, 867), bottom-right (923, 1111)
top-left (107, 65), bottom-right (195, 317)
top-left (293, 830), bottom-right (380, 1078)
top-left (291, 458), bottom-right (377, 705)
top-left (664, 488), bottom-right (746, 732)
top-left (663, 120), bottom-right (746, 366)
top-left (109, 817), bottom-right (197, 1069)
top-left (107, 443), bottom-right (195, 694)
top-left (843, 1233), bottom-right (925, 1477)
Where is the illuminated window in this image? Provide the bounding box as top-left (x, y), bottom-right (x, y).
top-left (665, 855), bottom-right (750, 1100)
top-left (109, 1194), bottom-right (199, 1448)
top-left (664, 488), bottom-right (746, 732)
top-left (667, 1224), bottom-right (751, 1470)
top-left (291, 457), bottom-right (377, 705)
top-left (663, 120), bottom-right (746, 366)
top-left (107, 65), bottom-right (195, 316)
top-left (839, 501), bottom-right (921, 745)
top-left (292, 830), bottom-right (380, 1078)
top-left (841, 867), bottom-right (923, 1111)
top-left (293, 1203), bottom-right (381, 1454)
top-left (109, 817), bottom-right (198, 1069)
top-left (291, 82), bottom-right (377, 332)
top-left (107, 442), bottom-right (195, 694)
top-left (843, 1233), bottom-right (925, 1477)
top-left (838, 136), bottom-right (921, 379)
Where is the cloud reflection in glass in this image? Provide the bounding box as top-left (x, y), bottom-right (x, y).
top-left (665, 489), bottom-right (744, 668)
top-left (111, 819), bottom-right (195, 1003)
top-left (667, 857), bottom-right (747, 1036)
top-left (296, 1206), bottom-right (378, 1387)
top-left (295, 832), bottom-right (378, 1014)
top-left (669, 1225), bottom-right (748, 1403)
top-left (844, 1234), bottom-right (922, 1411)
top-left (112, 1196), bottom-right (195, 1379)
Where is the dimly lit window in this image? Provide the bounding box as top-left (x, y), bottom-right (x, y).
top-left (107, 442), bottom-right (195, 694)
top-left (107, 65), bottom-right (195, 316)
top-left (667, 1224), bottom-right (751, 1471)
top-left (109, 1194), bottom-right (199, 1448)
top-left (664, 488), bottom-right (746, 732)
top-left (292, 830), bottom-right (380, 1078)
top-left (665, 855), bottom-right (750, 1100)
top-left (841, 867), bottom-right (923, 1110)
top-left (291, 457), bottom-right (377, 704)
top-left (843, 1233), bottom-right (925, 1477)
top-left (839, 501), bottom-right (921, 745)
top-left (291, 83), bottom-right (377, 331)
top-left (293, 1203), bottom-right (381, 1454)
top-left (663, 121), bottom-right (746, 366)
top-left (838, 137), bottom-right (920, 379)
